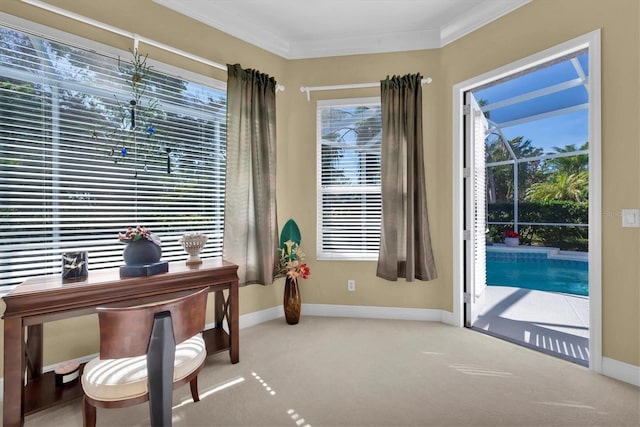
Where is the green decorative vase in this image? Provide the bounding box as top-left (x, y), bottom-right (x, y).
top-left (283, 277), bottom-right (301, 325)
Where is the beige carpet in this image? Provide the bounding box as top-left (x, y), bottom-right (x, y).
top-left (20, 316), bottom-right (640, 426)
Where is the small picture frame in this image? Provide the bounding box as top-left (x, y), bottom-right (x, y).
top-left (62, 252), bottom-right (88, 281)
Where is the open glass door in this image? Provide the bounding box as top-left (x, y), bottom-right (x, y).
top-left (464, 92), bottom-right (488, 327)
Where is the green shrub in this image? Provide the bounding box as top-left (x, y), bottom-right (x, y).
top-left (487, 201), bottom-right (588, 251)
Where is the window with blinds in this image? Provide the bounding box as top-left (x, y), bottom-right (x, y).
top-left (0, 26), bottom-right (226, 290)
top-left (317, 98), bottom-right (382, 260)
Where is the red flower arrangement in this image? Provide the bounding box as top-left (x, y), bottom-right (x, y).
top-left (277, 219), bottom-right (311, 281)
top-left (279, 240), bottom-right (311, 280)
top-left (504, 230), bottom-right (520, 238)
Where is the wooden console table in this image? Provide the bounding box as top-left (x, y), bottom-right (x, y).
top-left (2, 258), bottom-right (239, 427)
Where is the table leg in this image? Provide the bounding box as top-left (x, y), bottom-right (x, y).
top-left (229, 281), bottom-right (239, 364)
top-left (26, 325), bottom-right (43, 380)
top-left (213, 289), bottom-right (238, 364)
top-left (214, 290), bottom-right (225, 330)
top-left (213, 286), bottom-right (238, 364)
top-left (4, 316), bottom-right (26, 427)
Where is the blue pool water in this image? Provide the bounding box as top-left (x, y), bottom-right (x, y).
top-left (486, 250), bottom-right (588, 296)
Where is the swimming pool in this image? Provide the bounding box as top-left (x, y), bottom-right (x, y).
top-left (486, 248), bottom-right (588, 296)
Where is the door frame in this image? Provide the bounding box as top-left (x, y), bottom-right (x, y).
top-left (451, 30), bottom-right (602, 372)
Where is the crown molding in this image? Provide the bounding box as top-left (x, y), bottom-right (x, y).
top-left (156, 0), bottom-right (531, 59)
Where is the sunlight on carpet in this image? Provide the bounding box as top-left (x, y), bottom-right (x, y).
top-left (252, 371), bottom-right (277, 396)
top-left (448, 363), bottom-right (514, 377)
top-left (173, 376), bottom-right (245, 410)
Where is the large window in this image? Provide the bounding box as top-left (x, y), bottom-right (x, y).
top-left (0, 25), bottom-right (226, 290)
top-left (317, 98), bottom-right (382, 260)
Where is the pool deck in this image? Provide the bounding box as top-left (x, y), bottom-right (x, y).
top-left (487, 243), bottom-right (589, 262)
top-left (473, 284), bottom-right (590, 366)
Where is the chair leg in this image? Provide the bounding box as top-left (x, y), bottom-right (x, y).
top-left (190, 376), bottom-right (200, 402)
top-left (148, 313), bottom-right (175, 427)
top-left (83, 396), bottom-right (97, 427)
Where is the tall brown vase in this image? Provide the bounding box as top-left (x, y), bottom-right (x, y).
top-left (283, 276), bottom-right (301, 325)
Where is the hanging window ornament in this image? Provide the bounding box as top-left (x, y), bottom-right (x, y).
top-left (129, 100), bottom-right (136, 129)
top-left (95, 50), bottom-right (161, 173)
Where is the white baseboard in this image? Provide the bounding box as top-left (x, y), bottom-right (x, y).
top-left (602, 356), bottom-right (640, 387)
top-left (238, 305), bottom-right (282, 329)
top-left (301, 303), bottom-right (446, 322)
top-left (1, 305), bottom-right (636, 402)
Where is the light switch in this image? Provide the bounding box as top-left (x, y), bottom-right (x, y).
top-left (621, 209), bottom-right (640, 227)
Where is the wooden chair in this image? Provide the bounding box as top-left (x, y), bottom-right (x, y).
top-left (81, 288), bottom-right (209, 427)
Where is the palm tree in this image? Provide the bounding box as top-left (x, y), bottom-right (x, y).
top-left (525, 142), bottom-right (589, 202)
top-left (485, 135), bottom-right (544, 202)
top-left (547, 142), bottom-right (589, 175)
top-left (525, 171), bottom-right (588, 202)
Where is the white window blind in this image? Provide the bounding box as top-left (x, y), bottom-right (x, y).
top-left (317, 97), bottom-right (382, 260)
top-left (0, 26), bottom-right (226, 290)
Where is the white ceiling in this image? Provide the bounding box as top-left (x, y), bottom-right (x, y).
top-left (153, 0), bottom-right (531, 59)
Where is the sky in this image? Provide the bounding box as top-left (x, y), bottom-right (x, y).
top-left (472, 53), bottom-right (589, 156)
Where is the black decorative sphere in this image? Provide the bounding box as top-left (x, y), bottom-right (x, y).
top-left (122, 238), bottom-right (162, 265)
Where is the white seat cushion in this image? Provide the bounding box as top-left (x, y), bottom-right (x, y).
top-left (82, 334), bottom-right (206, 402)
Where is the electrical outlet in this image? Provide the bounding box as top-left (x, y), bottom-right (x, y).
top-left (347, 279), bottom-right (356, 292)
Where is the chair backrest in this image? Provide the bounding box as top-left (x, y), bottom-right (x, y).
top-left (96, 288), bottom-right (208, 359)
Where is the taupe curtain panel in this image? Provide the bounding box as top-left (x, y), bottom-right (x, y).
top-left (376, 73), bottom-right (437, 282)
top-left (223, 64), bottom-right (278, 286)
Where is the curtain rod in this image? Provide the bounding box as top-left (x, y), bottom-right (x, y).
top-left (19, 0), bottom-right (286, 92)
top-left (299, 77), bottom-right (432, 101)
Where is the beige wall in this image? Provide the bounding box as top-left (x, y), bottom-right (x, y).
top-left (1, 0), bottom-right (638, 369)
top-left (283, 50), bottom-right (450, 311)
top-left (437, 0), bottom-right (640, 367)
